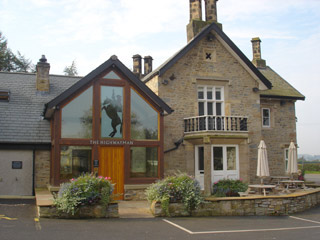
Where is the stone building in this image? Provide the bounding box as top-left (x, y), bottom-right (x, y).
top-left (142, 0), bottom-right (304, 194)
top-left (0, 0), bottom-right (304, 197)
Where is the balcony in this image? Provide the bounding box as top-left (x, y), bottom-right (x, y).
top-left (184, 115), bottom-right (248, 133)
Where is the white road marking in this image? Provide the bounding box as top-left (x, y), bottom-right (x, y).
top-left (189, 226), bottom-right (320, 235)
top-left (162, 219), bottom-right (193, 234)
top-left (289, 216), bottom-right (320, 225)
top-left (163, 218), bottom-right (320, 235)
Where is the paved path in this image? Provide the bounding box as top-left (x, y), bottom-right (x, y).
top-left (305, 174), bottom-right (320, 184)
top-left (118, 201), bottom-right (154, 218)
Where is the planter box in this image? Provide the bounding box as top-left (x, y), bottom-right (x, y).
top-left (38, 202), bottom-right (119, 219)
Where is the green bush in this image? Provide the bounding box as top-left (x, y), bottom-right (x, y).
top-left (212, 179), bottom-right (248, 197)
top-left (145, 173), bottom-right (203, 216)
top-left (299, 163), bottom-right (320, 172)
top-left (54, 173), bottom-right (114, 215)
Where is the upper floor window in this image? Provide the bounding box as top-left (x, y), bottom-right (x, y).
top-left (198, 86), bottom-right (224, 116)
top-left (262, 108), bottom-right (270, 127)
top-left (61, 86), bottom-right (93, 138)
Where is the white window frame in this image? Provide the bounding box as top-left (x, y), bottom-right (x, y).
top-left (198, 86), bottom-right (224, 116)
top-left (211, 145), bottom-right (239, 183)
top-left (262, 108), bottom-right (271, 127)
top-left (195, 145), bottom-right (205, 190)
top-left (284, 148), bottom-right (289, 172)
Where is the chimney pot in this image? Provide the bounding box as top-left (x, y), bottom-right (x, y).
top-left (144, 56), bottom-right (153, 75)
top-left (36, 55), bottom-right (50, 92)
top-left (204, 0), bottom-right (218, 22)
top-left (189, 0), bottom-right (202, 21)
top-left (132, 54), bottom-right (142, 78)
top-left (251, 38), bottom-right (266, 68)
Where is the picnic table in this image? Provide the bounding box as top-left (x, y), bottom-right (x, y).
top-left (248, 184), bottom-right (276, 196)
top-left (280, 180), bottom-right (305, 189)
top-left (269, 176), bottom-right (290, 185)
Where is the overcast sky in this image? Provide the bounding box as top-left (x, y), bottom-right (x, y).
top-left (1, 0), bottom-right (319, 155)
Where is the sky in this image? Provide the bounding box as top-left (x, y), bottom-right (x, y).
top-left (0, 0), bottom-right (319, 155)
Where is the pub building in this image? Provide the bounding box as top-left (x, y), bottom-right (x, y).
top-left (44, 55), bottom-right (173, 199)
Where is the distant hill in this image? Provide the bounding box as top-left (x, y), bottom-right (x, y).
top-left (298, 154), bottom-right (320, 161)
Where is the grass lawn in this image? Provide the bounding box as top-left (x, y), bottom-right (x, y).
top-left (305, 171), bottom-right (320, 174)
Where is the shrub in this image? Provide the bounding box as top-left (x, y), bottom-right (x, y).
top-left (212, 179), bottom-right (248, 197)
top-left (145, 173), bottom-right (203, 216)
top-left (54, 173), bottom-right (114, 215)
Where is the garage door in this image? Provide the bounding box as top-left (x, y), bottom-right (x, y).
top-left (0, 150), bottom-right (33, 196)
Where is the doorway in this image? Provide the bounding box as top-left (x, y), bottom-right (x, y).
top-left (99, 147), bottom-right (124, 200)
top-left (212, 145), bottom-right (239, 183)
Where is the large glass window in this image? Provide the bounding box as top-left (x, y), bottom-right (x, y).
top-left (101, 86), bottom-right (123, 138)
top-left (61, 87), bottom-right (93, 138)
top-left (130, 147), bottom-right (158, 178)
top-left (60, 146), bottom-right (92, 180)
top-left (131, 89), bottom-right (158, 140)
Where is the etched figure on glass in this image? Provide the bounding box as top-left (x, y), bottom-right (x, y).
top-left (101, 87), bottom-right (123, 138)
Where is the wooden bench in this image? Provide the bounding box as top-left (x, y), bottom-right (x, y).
top-left (248, 184), bottom-right (276, 196)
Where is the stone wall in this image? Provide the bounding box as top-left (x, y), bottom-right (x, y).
top-left (35, 150), bottom-right (50, 188)
top-left (39, 202), bottom-right (119, 219)
top-left (151, 189), bottom-right (320, 217)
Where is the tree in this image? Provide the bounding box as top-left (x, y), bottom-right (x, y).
top-left (0, 31), bottom-right (34, 72)
top-left (63, 60), bottom-right (78, 76)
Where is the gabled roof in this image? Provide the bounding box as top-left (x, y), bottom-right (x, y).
top-left (142, 22), bottom-right (272, 89)
top-left (0, 72), bottom-right (80, 144)
top-left (44, 56), bottom-right (173, 119)
top-left (258, 66), bottom-right (305, 100)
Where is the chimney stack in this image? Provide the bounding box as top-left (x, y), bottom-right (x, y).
top-left (132, 54), bottom-right (142, 78)
top-left (36, 55), bottom-right (50, 92)
top-left (187, 0), bottom-right (222, 42)
top-left (251, 37), bottom-right (266, 68)
top-left (144, 56), bottom-right (153, 75)
top-left (189, 0), bottom-right (202, 21)
top-left (204, 0), bottom-right (218, 22)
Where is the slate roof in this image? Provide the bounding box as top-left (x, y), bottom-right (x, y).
top-left (44, 55), bottom-right (173, 119)
top-left (258, 66), bottom-right (305, 100)
top-left (0, 72), bottom-right (80, 144)
top-left (142, 21), bottom-right (272, 89)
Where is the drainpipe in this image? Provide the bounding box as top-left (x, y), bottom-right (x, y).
top-left (164, 138), bottom-right (184, 153)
